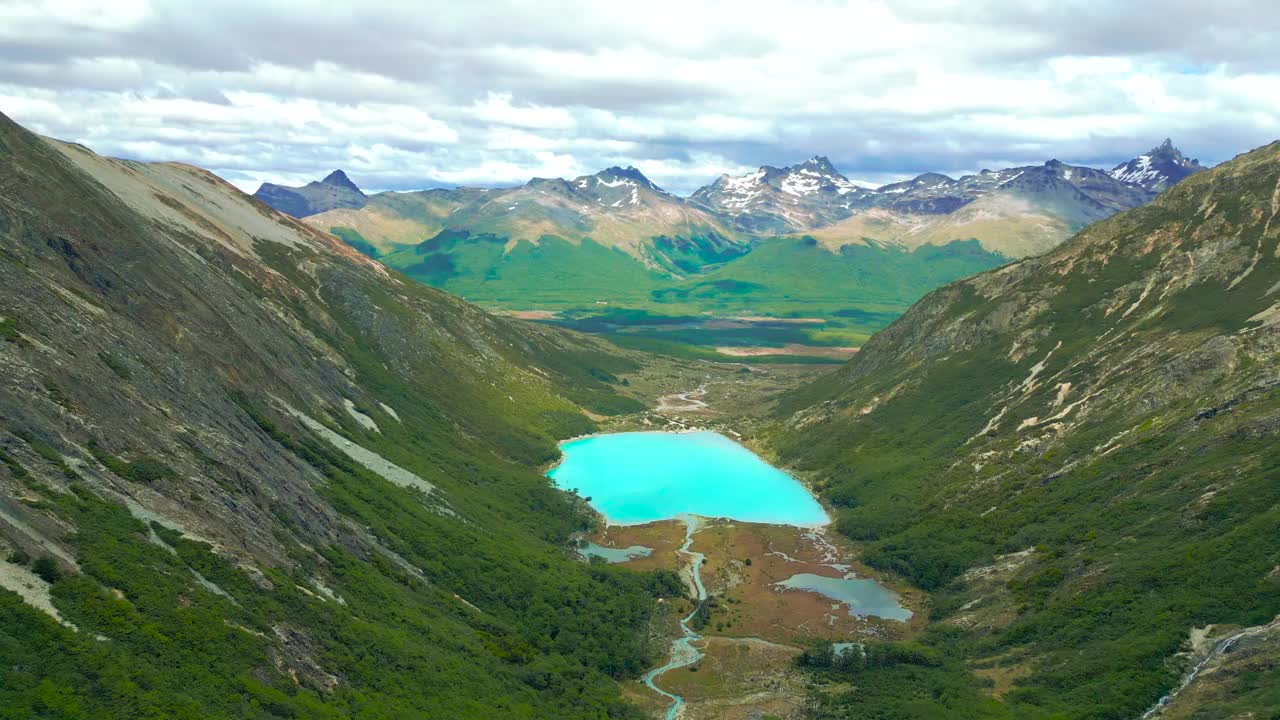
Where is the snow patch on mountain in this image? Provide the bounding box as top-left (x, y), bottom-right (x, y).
top-left (781, 169), bottom-right (822, 196)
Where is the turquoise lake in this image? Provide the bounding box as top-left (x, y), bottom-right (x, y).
top-left (547, 431), bottom-right (829, 526)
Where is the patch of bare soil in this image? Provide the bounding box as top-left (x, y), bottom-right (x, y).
top-left (496, 309), bottom-right (560, 320)
top-left (656, 386), bottom-right (710, 413)
top-left (727, 316), bottom-right (826, 325)
top-left (715, 344), bottom-right (859, 359)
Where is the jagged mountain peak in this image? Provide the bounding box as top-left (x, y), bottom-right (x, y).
top-left (321, 169), bottom-right (362, 193)
top-left (598, 164), bottom-right (646, 179)
top-left (798, 155), bottom-right (838, 173)
top-left (1146, 138), bottom-right (1191, 162)
top-left (253, 167), bottom-right (369, 217)
top-left (1110, 138), bottom-right (1206, 191)
top-left (590, 165), bottom-right (663, 191)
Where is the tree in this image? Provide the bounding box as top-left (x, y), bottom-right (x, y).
top-left (32, 555), bottom-right (61, 584)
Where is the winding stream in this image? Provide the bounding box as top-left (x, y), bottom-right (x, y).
top-left (656, 385), bottom-right (708, 413)
top-left (641, 517), bottom-right (707, 720)
top-left (547, 430), bottom-right (905, 718)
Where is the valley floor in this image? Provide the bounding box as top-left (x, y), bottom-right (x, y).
top-left (593, 517), bottom-right (923, 720)
top-left (568, 359), bottom-right (926, 719)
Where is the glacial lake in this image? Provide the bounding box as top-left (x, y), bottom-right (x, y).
top-left (547, 430), bottom-right (829, 526)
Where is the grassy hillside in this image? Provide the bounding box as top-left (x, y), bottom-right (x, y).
top-left (380, 230), bottom-right (666, 306)
top-left (370, 228), bottom-right (1007, 359)
top-left (0, 113), bottom-right (679, 719)
top-left (379, 230), bottom-right (1007, 319)
top-left (772, 142), bottom-right (1280, 718)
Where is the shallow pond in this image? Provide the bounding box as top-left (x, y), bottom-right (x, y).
top-left (547, 431), bottom-right (828, 526)
top-left (774, 573), bottom-right (912, 621)
top-left (577, 542), bottom-right (652, 563)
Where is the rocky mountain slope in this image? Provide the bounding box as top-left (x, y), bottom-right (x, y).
top-left (713, 155), bottom-right (1163, 257)
top-left (311, 165), bottom-right (743, 271)
top-left (773, 139), bottom-right (1280, 718)
top-left (253, 169), bottom-right (368, 217)
top-left (1110, 138), bottom-right (1207, 191)
top-left (307, 141), bottom-right (1200, 270)
top-left (0, 112), bottom-right (682, 719)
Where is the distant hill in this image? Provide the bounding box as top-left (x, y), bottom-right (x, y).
top-left (253, 169), bottom-right (368, 217)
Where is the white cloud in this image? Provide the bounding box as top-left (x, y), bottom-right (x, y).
top-left (0, 0), bottom-right (1277, 195)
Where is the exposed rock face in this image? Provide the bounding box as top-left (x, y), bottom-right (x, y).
top-left (310, 164), bottom-right (744, 268)
top-left (253, 168), bottom-right (368, 217)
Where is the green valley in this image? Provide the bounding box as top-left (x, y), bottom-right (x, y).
top-left (3, 22), bottom-right (1278, 720)
top-left (352, 227), bottom-right (1008, 362)
top-left (304, 147), bottom-right (1199, 363)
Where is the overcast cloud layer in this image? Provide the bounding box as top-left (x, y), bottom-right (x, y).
top-left (3, 0), bottom-right (1279, 194)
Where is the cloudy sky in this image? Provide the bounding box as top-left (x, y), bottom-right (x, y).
top-left (3, 0), bottom-right (1279, 195)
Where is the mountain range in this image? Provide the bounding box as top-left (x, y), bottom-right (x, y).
top-left (259, 140), bottom-right (1204, 263)
top-left (248, 142), bottom-right (1206, 347)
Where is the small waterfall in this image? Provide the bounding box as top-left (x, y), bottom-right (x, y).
top-left (1139, 618), bottom-right (1278, 719)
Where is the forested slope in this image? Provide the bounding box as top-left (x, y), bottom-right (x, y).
top-left (776, 140), bottom-right (1280, 719)
top-left (0, 111), bottom-right (679, 720)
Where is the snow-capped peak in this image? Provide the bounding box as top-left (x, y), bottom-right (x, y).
top-left (799, 155), bottom-right (839, 174)
top-left (594, 165), bottom-right (658, 188)
top-left (1109, 139), bottom-right (1204, 191)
